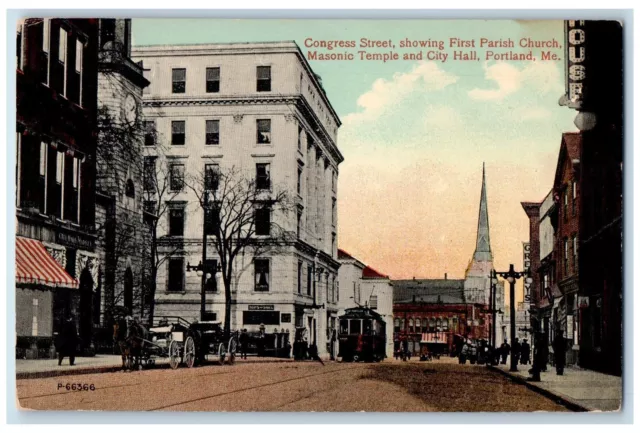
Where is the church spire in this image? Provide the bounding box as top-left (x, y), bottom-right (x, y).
top-left (473, 163), bottom-right (492, 262)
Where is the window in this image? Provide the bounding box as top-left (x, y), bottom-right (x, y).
top-left (257, 119), bottom-right (271, 144)
top-left (429, 318), bottom-right (436, 331)
top-left (436, 318), bottom-right (442, 331)
top-left (409, 319), bottom-right (414, 333)
top-left (41, 19), bottom-right (50, 85)
top-left (351, 320), bottom-right (361, 335)
top-left (257, 66), bottom-right (271, 92)
top-left (58, 28), bottom-right (68, 96)
top-left (572, 234), bottom-right (578, 271)
top-left (144, 121), bottom-right (155, 146)
top-left (169, 164), bottom-right (184, 191)
top-left (415, 318), bottom-right (421, 331)
top-left (39, 142), bottom-right (47, 177)
top-left (564, 238), bottom-right (569, 275)
top-left (75, 39), bottom-right (83, 72)
top-left (143, 157), bottom-right (156, 192)
top-left (336, 281), bottom-right (339, 302)
top-left (206, 67), bottom-right (220, 93)
top-left (204, 203), bottom-right (219, 236)
top-left (332, 198), bottom-right (336, 226)
top-left (422, 318), bottom-right (428, 332)
top-left (298, 126), bottom-right (303, 151)
top-left (172, 68), bottom-right (186, 93)
top-left (394, 318), bottom-right (400, 332)
top-left (307, 265), bottom-right (312, 296)
top-left (171, 121), bottom-right (185, 145)
top-left (167, 258), bottom-right (184, 292)
top-left (144, 200), bottom-right (156, 215)
top-left (298, 261), bottom-right (303, 294)
top-left (563, 189), bottom-right (569, 221)
top-left (56, 151), bottom-right (64, 184)
top-left (297, 166), bottom-right (303, 195)
top-left (354, 282), bottom-right (361, 305)
top-left (297, 210), bottom-right (302, 238)
top-left (332, 171), bottom-right (336, 192)
top-left (255, 206), bottom-right (271, 236)
top-left (254, 259), bottom-right (270, 292)
top-left (370, 295), bottom-right (378, 310)
top-left (125, 179), bottom-right (135, 198)
top-left (169, 207), bottom-right (185, 236)
top-left (256, 163), bottom-right (270, 190)
top-left (204, 164), bottom-right (219, 191)
top-left (204, 260), bottom-right (218, 292)
top-left (205, 120), bottom-right (220, 145)
top-left (572, 181), bottom-right (577, 215)
top-left (442, 318), bottom-right (449, 331)
top-left (17, 22), bottom-right (24, 70)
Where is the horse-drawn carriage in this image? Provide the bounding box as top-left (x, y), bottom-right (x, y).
top-left (115, 315), bottom-right (237, 370)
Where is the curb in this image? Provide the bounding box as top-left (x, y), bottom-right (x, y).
top-left (487, 365), bottom-right (590, 412)
top-left (16, 358), bottom-right (296, 380)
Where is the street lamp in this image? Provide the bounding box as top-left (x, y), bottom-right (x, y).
top-left (495, 264), bottom-right (531, 372)
top-left (186, 259), bottom-right (222, 321)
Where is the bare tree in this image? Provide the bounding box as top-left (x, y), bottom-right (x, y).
top-left (140, 139), bottom-right (184, 326)
top-left (185, 164), bottom-right (296, 336)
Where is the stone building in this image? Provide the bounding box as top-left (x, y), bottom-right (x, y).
top-left (95, 19), bottom-right (150, 329)
top-left (337, 249), bottom-right (394, 358)
top-left (15, 18), bottom-right (100, 357)
top-left (131, 41), bottom-right (343, 357)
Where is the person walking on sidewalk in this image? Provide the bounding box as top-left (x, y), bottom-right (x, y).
top-left (552, 329), bottom-right (568, 375)
top-left (513, 338), bottom-right (521, 365)
top-left (500, 339), bottom-right (510, 365)
top-left (520, 339), bottom-right (531, 365)
top-left (56, 315), bottom-right (78, 366)
top-left (239, 329), bottom-right (248, 360)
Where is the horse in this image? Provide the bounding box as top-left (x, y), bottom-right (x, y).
top-left (113, 316), bottom-right (148, 371)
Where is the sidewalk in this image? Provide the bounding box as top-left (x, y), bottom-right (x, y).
top-left (490, 363), bottom-right (622, 412)
top-left (15, 354), bottom-right (295, 379)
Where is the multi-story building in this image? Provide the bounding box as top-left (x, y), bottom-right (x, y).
top-left (337, 249), bottom-right (393, 358)
top-left (95, 19), bottom-right (150, 328)
top-left (15, 18), bottom-right (100, 357)
top-left (551, 132), bottom-right (582, 365)
top-left (131, 41), bottom-right (343, 357)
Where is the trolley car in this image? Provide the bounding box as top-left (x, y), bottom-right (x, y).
top-left (337, 307), bottom-right (386, 362)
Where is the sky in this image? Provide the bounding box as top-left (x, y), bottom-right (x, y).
top-left (133, 19), bottom-right (578, 303)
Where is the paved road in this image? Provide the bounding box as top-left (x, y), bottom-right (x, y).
top-left (16, 357), bottom-right (568, 412)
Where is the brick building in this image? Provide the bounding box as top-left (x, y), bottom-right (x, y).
top-left (558, 20), bottom-right (623, 375)
top-left (15, 18), bottom-right (100, 357)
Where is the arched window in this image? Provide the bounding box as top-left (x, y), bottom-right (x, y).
top-left (436, 318), bottom-right (442, 331)
top-left (400, 319), bottom-right (405, 331)
top-left (415, 318), bottom-right (421, 332)
top-left (442, 317), bottom-right (449, 331)
top-left (422, 318), bottom-right (428, 332)
top-left (125, 179), bottom-right (135, 198)
top-left (409, 318), bottom-right (414, 333)
top-left (452, 316), bottom-right (458, 331)
top-left (429, 318), bottom-right (436, 331)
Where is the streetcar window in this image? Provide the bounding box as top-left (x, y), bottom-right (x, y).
top-left (363, 319), bottom-right (372, 335)
top-left (350, 320), bottom-right (361, 335)
top-left (340, 319), bottom-right (349, 334)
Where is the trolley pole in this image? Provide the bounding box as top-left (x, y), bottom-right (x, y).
top-left (495, 264), bottom-right (529, 373)
top-left (200, 191), bottom-right (209, 322)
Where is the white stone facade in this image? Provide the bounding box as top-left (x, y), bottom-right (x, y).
top-left (132, 42), bottom-right (343, 356)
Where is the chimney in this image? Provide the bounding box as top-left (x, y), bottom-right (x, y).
top-left (445, 273), bottom-right (448, 280)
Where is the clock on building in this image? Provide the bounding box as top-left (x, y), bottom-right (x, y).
top-left (123, 93), bottom-right (138, 124)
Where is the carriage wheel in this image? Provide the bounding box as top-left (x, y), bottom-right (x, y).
top-left (353, 354), bottom-right (360, 362)
top-left (217, 342), bottom-right (227, 365)
top-left (183, 336), bottom-right (196, 368)
top-left (227, 337), bottom-right (237, 365)
top-left (169, 340), bottom-right (181, 370)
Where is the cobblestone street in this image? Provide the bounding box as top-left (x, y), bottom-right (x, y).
top-left (17, 357), bottom-right (568, 412)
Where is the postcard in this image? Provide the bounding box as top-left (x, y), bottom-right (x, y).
top-left (13, 17), bottom-right (623, 412)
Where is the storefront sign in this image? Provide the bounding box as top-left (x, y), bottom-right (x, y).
top-left (248, 304), bottom-right (274, 311)
top-left (56, 231), bottom-right (94, 250)
top-left (523, 242), bottom-right (531, 304)
top-left (565, 20), bottom-right (586, 109)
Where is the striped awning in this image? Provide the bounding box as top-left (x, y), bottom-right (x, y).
top-left (15, 237), bottom-right (78, 289)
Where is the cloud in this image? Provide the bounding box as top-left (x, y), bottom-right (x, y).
top-left (509, 106), bottom-right (553, 121)
top-left (468, 61), bottom-right (563, 102)
top-left (343, 61), bottom-right (458, 125)
top-left (424, 105), bottom-right (461, 128)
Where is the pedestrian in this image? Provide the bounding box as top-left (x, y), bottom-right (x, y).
top-left (552, 329), bottom-right (568, 375)
top-left (540, 332), bottom-right (549, 372)
top-left (521, 339), bottom-right (531, 365)
top-left (513, 338), bottom-right (521, 365)
top-left (459, 342), bottom-right (469, 364)
top-left (394, 348), bottom-right (399, 361)
top-left (500, 339), bottom-right (510, 365)
top-left (56, 315), bottom-right (78, 366)
top-left (239, 329), bottom-right (248, 360)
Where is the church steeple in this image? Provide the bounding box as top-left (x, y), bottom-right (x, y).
top-left (473, 163), bottom-right (492, 262)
